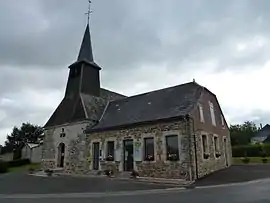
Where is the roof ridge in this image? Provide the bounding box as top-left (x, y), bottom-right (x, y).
top-left (108, 82), bottom-right (200, 103)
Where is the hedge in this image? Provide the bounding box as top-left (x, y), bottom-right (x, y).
top-left (8, 159), bottom-right (30, 168)
top-left (0, 160), bottom-right (9, 173)
top-left (232, 144), bottom-right (270, 157)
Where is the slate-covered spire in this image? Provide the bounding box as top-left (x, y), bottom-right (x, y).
top-left (77, 23), bottom-right (94, 62)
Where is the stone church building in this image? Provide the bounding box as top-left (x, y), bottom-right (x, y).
top-left (42, 23), bottom-right (232, 181)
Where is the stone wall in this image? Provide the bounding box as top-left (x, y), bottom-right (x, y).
top-left (87, 120), bottom-right (192, 180)
top-left (41, 128), bottom-right (56, 169)
top-left (41, 121), bottom-right (92, 172)
top-left (192, 131), bottom-right (231, 178)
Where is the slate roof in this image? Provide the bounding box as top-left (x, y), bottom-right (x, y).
top-left (88, 82), bottom-right (203, 132)
top-left (252, 124), bottom-right (270, 143)
top-left (44, 88), bottom-right (126, 128)
top-left (26, 143), bottom-right (41, 149)
top-left (255, 124), bottom-right (270, 137)
top-left (77, 24), bottom-right (93, 62)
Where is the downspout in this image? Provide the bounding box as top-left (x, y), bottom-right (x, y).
top-left (185, 115), bottom-right (198, 181)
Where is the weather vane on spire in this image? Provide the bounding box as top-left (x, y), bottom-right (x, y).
top-left (85, 0), bottom-right (92, 25)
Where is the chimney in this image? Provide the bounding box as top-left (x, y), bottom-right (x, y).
top-left (260, 123), bottom-right (263, 129)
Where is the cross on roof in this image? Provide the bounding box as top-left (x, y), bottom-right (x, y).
top-left (85, 0), bottom-right (93, 25)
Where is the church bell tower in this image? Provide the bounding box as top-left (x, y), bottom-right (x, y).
top-left (65, 23), bottom-right (101, 98)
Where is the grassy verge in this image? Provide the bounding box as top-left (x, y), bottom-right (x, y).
top-left (8, 163), bottom-right (41, 173)
top-left (233, 157), bottom-right (270, 164)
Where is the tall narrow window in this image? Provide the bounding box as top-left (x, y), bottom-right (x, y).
top-left (166, 135), bottom-right (179, 161)
top-left (209, 101), bottom-right (216, 126)
top-left (106, 141), bottom-right (114, 161)
top-left (214, 136), bottom-right (218, 152)
top-left (144, 137), bottom-right (154, 161)
top-left (199, 104), bottom-right (204, 123)
top-left (221, 115), bottom-right (225, 126)
top-left (202, 135), bottom-right (209, 159)
top-left (202, 135), bottom-right (207, 154)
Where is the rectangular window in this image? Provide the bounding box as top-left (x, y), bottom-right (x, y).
top-left (199, 104), bottom-right (204, 123)
top-left (144, 137), bottom-right (154, 161)
top-left (221, 115), bottom-right (224, 126)
top-left (106, 141), bottom-right (114, 161)
top-left (214, 136), bottom-right (218, 152)
top-left (209, 101), bottom-right (216, 126)
top-left (166, 135), bottom-right (179, 161)
top-left (202, 135), bottom-right (207, 154)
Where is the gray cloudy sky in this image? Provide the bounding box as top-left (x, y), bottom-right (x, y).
top-left (1, 0), bottom-right (270, 144)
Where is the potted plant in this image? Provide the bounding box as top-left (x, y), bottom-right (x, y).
top-left (104, 169), bottom-right (113, 177)
top-left (168, 153), bottom-right (178, 161)
top-left (215, 152), bottom-right (221, 158)
top-left (241, 157), bottom-right (250, 164)
top-left (262, 158), bottom-right (268, 163)
top-left (203, 153), bottom-right (210, 159)
top-left (106, 155), bottom-right (114, 161)
top-left (145, 154), bottom-right (154, 161)
top-left (44, 169), bottom-right (53, 176)
top-left (130, 170), bottom-right (139, 178)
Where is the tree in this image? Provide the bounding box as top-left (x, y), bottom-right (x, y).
top-left (3, 123), bottom-right (44, 157)
top-left (230, 121), bottom-right (258, 146)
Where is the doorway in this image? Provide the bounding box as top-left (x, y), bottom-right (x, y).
top-left (92, 142), bottom-right (100, 170)
top-left (224, 138), bottom-right (228, 167)
top-left (123, 139), bottom-right (134, 171)
top-left (57, 143), bottom-right (65, 168)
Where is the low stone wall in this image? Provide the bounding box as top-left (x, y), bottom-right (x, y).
top-left (41, 160), bottom-right (55, 169)
top-left (100, 161), bottom-right (120, 174)
top-left (137, 161), bottom-right (190, 179)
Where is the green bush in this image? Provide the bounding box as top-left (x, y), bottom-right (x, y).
top-left (242, 157), bottom-right (250, 164)
top-left (232, 144), bottom-right (270, 157)
top-left (0, 160), bottom-right (9, 173)
top-left (8, 159), bottom-right (30, 168)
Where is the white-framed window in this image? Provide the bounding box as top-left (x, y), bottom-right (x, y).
top-left (209, 101), bottom-right (216, 126)
top-left (199, 104), bottom-right (204, 123)
top-left (214, 136), bottom-right (218, 152)
top-left (106, 141), bottom-right (115, 161)
top-left (144, 137), bottom-right (155, 161)
top-left (165, 135), bottom-right (179, 161)
top-left (202, 135), bottom-right (208, 154)
top-left (221, 114), bottom-right (225, 126)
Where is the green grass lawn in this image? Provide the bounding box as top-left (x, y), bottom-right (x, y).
top-left (233, 157), bottom-right (270, 164)
top-left (8, 163), bottom-right (41, 173)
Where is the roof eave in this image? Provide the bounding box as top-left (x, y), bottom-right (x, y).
top-left (86, 115), bottom-right (188, 134)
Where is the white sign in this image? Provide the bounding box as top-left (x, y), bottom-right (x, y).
top-left (134, 139), bottom-right (142, 161)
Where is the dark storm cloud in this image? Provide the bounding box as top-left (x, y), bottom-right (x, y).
top-left (1, 0), bottom-right (270, 70)
top-left (1, 0), bottom-right (270, 143)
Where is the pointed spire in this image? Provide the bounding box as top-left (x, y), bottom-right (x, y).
top-left (77, 23), bottom-right (94, 62)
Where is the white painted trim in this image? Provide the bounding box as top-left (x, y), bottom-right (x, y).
top-left (201, 131), bottom-right (210, 161)
top-left (104, 138), bottom-right (117, 160)
top-left (141, 133), bottom-right (156, 163)
top-left (98, 102), bottom-right (110, 122)
top-left (89, 138), bottom-right (102, 170)
top-left (80, 93), bottom-right (88, 119)
top-left (213, 134), bottom-right (220, 160)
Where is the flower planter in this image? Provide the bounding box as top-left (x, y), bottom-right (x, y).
top-left (203, 153), bottom-right (210, 159)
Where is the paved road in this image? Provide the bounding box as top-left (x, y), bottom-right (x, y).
top-left (1, 178), bottom-right (270, 203)
top-left (2, 165), bottom-right (270, 203)
top-left (0, 173), bottom-right (169, 194)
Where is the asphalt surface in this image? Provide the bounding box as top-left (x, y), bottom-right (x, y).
top-left (0, 173), bottom-right (169, 194)
top-left (195, 165), bottom-right (270, 186)
top-left (2, 178), bottom-right (270, 203)
top-left (1, 165), bottom-right (270, 203)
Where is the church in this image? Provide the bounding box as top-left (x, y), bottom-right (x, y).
top-left (41, 22), bottom-right (232, 181)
